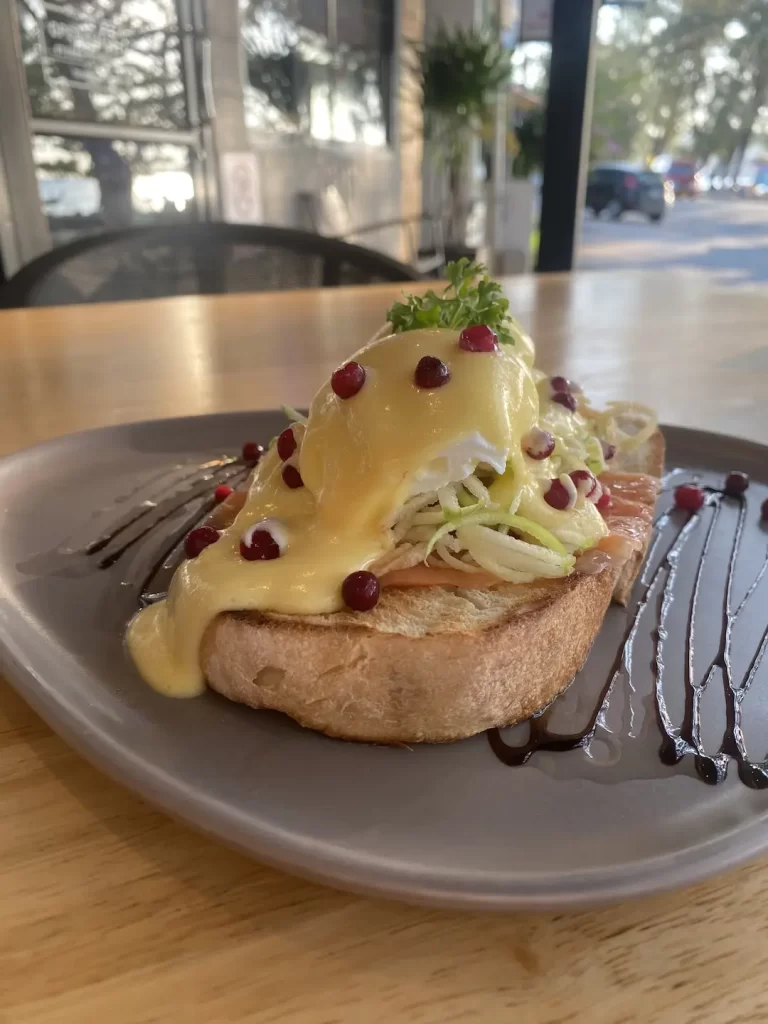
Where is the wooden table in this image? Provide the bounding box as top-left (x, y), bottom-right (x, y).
top-left (2, 272), bottom-right (767, 1023)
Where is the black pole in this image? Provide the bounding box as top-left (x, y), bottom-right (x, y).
top-left (536, 0), bottom-right (599, 273)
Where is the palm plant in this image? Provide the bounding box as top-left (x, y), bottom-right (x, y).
top-left (411, 24), bottom-right (512, 245)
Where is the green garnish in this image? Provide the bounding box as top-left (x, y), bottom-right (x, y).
top-left (386, 258), bottom-right (515, 344)
top-left (425, 510), bottom-right (568, 562)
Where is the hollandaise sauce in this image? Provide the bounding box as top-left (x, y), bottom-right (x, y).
top-left (127, 326), bottom-right (607, 697)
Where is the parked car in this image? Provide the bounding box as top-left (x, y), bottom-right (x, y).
top-left (665, 160), bottom-right (699, 197)
top-left (740, 166), bottom-right (768, 198)
top-left (586, 164), bottom-right (668, 222)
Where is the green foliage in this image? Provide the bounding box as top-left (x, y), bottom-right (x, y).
top-left (410, 26), bottom-right (511, 243)
top-left (415, 24), bottom-right (511, 131)
top-left (411, 24), bottom-right (511, 175)
top-left (590, 38), bottom-right (650, 163)
top-left (587, 0), bottom-right (768, 167)
top-left (386, 259), bottom-right (514, 345)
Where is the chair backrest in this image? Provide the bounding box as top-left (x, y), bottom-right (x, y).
top-left (0, 223), bottom-right (423, 308)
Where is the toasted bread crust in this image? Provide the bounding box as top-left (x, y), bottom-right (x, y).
top-left (610, 430), bottom-right (665, 605)
top-left (202, 568), bottom-right (617, 743)
top-left (201, 430), bottom-right (664, 743)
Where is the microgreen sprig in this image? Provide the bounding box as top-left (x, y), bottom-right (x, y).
top-left (386, 258), bottom-right (515, 345)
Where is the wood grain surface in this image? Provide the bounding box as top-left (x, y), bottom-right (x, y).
top-left (1, 272), bottom-right (768, 1023)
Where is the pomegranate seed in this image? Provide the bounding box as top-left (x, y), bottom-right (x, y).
top-left (332, 360), bottom-right (366, 399)
top-left (552, 391), bottom-right (577, 412)
top-left (242, 441), bottom-right (264, 466)
top-left (570, 469), bottom-right (598, 498)
top-left (414, 355), bottom-right (451, 389)
top-left (240, 522), bottom-right (283, 561)
top-left (342, 570), bottom-right (381, 611)
top-left (596, 488), bottom-right (612, 512)
top-left (725, 471), bottom-right (749, 496)
top-left (522, 427), bottom-right (555, 460)
top-left (544, 478), bottom-right (573, 510)
top-left (184, 526), bottom-right (220, 559)
top-left (282, 464), bottom-right (303, 489)
top-left (214, 484), bottom-right (233, 503)
top-left (550, 375), bottom-right (570, 393)
top-left (675, 484), bottom-right (705, 512)
top-left (277, 427), bottom-right (297, 460)
top-left (762, 498), bottom-right (768, 522)
top-left (601, 439), bottom-right (616, 461)
top-left (459, 324), bottom-right (498, 352)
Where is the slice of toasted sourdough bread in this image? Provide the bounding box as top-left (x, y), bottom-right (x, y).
top-left (201, 430), bottom-right (664, 743)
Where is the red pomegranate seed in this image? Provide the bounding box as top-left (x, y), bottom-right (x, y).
top-left (675, 484), bottom-right (704, 512)
top-left (596, 487), bottom-right (612, 512)
top-left (282, 464), bottom-right (303, 489)
top-left (342, 570), bottom-right (381, 611)
top-left (762, 498), bottom-right (768, 522)
top-left (414, 355), bottom-right (451, 389)
top-left (550, 375), bottom-right (570, 392)
top-left (242, 441), bottom-right (265, 466)
top-left (544, 478), bottom-right (573, 510)
top-left (570, 469), bottom-right (598, 498)
top-left (331, 360), bottom-right (366, 399)
top-left (601, 439), bottom-right (617, 461)
top-left (240, 523), bottom-right (283, 561)
top-left (725, 471), bottom-right (749, 496)
top-left (522, 427), bottom-right (555, 460)
top-left (459, 324), bottom-right (498, 352)
top-left (184, 526), bottom-right (220, 559)
top-left (277, 427), bottom-right (297, 460)
top-left (552, 391), bottom-right (577, 412)
top-left (214, 484), bottom-right (233, 503)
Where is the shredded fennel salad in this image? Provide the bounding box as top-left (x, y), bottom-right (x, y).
top-left (283, 261), bottom-right (657, 586)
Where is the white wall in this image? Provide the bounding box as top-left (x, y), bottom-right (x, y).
top-left (248, 134), bottom-right (403, 259)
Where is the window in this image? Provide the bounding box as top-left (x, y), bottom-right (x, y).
top-left (16, 0), bottom-right (188, 130)
top-left (32, 134), bottom-right (197, 246)
top-left (240, 0), bottom-right (393, 145)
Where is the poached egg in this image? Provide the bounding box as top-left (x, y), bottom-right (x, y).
top-left (127, 326), bottom-right (605, 696)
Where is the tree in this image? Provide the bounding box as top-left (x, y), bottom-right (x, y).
top-left (592, 0), bottom-right (768, 171)
top-left (591, 36), bottom-right (649, 162)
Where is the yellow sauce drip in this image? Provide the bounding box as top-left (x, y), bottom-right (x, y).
top-left (127, 327), bottom-right (605, 697)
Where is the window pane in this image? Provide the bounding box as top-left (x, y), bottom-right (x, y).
top-left (336, 0), bottom-right (391, 51)
top-left (241, 0), bottom-right (332, 135)
top-left (241, 0), bottom-right (392, 145)
top-left (33, 134), bottom-right (197, 246)
top-left (17, 0), bottom-right (188, 130)
top-left (330, 51), bottom-right (388, 145)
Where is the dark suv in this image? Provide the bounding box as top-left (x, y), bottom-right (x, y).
top-left (586, 164), bottom-right (667, 222)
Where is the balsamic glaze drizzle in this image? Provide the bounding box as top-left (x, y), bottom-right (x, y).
top-left (488, 484), bottom-right (768, 788)
top-left (83, 457), bottom-right (249, 603)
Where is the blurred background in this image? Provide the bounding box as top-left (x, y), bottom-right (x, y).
top-left (1, 0), bottom-right (768, 295)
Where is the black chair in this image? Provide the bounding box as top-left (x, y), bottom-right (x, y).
top-left (0, 223), bottom-right (423, 308)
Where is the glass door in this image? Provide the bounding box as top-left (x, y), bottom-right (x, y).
top-left (14, 0), bottom-right (213, 247)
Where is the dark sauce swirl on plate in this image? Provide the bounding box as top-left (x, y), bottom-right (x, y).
top-left (488, 477), bottom-right (768, 788)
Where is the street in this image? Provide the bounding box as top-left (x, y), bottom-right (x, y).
top-left (578, 195), bottom-right (768, 286)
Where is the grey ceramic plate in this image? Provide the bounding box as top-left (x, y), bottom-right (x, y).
top-left (1, 413), bottom-right (768, 910)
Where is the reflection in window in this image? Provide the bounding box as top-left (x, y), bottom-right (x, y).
top-left (240, 0), bottom-right (392, 145)
top-left (16, 0), bottom-right (187, 130)
top-left (33, 134), bottom-right (197, 246)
